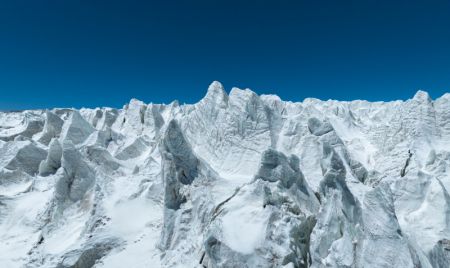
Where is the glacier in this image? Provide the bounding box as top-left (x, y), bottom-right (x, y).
top-left (0, 81), bottom-right (450, 267)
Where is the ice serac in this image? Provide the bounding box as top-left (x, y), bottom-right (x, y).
top-left (35, 111), bottom-right (64, 145)
top-left (60, 111), bottom-right (95, 145)
top-left (429, 239), bottom-right (450, 268)
top-left (393, 172), bottom-right (450, 256)
top-left (204, 149), bottom-right (319, 268)
top-left (0, 111), bottom-right (44, 141)
top-left (308, 118), bottom-right (333, 136)
top-left (0, 140), bottom-right (47, 176)
top-left (310, 141), bottom-right (363, 268)
top-left (184, 82), bottom-right (271, 178)
top-left (1, 83), bottom-right (450, 268)
top-left (311, 117), bottom-right (368, 183)
top-left (359, 183), bottom-right (425, 267)
top-left (38, 138), bottom-right (62, 176)
top-left (55, 141), bottom-right (95, 205)
top-left (161, 120), bottom-right (198, 210)
top-left (158, 119), bottom-right (217, 267)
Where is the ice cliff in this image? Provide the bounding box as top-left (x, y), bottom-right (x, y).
top-left (1, 82), bottom-right (450, 268)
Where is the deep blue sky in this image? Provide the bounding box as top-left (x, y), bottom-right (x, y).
top-left (1, 0), bottom-right (450, 109)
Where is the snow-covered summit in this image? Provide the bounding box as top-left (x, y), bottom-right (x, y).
top-left (0, 82), bottom-right (450, 267)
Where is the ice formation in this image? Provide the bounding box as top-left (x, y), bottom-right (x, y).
top-left (0, 82), bottom-right (450, 267)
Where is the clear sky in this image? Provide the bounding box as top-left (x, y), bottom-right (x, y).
top-left (1, 0), bottom-right (450, 110)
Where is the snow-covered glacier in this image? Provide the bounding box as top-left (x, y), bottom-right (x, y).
top-left (1, 81), bottom-right (450, 268)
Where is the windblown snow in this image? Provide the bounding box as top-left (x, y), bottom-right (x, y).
top-left (1, 81), bottom-right (450, 268)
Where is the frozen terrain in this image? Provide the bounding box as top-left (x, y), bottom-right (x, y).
top-left (1, 81), bottom-right (450, 267)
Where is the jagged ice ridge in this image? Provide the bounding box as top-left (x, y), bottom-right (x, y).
top-left (1, 81), bottom-right (450, 268)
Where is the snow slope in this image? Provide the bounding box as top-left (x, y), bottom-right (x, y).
top-left (0, 82), bottom-right (449, 267)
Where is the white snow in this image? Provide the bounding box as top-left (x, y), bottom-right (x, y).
top-left (220, 185), bottom-right (270, 254)
top-left (0, 82), bottom-right (449, 267)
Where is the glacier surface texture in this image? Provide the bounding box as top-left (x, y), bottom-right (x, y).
top-left (1, 82), bottom-right (450, 268)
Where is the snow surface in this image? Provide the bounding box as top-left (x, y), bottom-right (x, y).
top-left (0, 82), bottom-right (449, 267)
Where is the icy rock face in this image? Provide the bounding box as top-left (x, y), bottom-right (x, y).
top-left (1, 81), bottom-right (450, 267)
